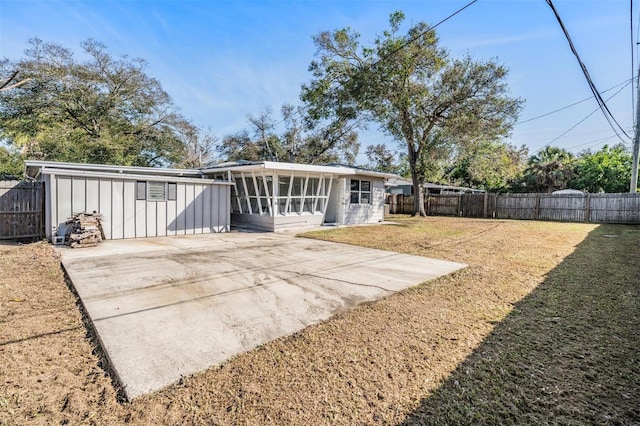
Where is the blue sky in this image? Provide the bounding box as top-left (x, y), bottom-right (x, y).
top-left (0, 0), bottom-right (636, 162)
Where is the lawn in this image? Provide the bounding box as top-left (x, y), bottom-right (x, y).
top-left (1, 216), bottom-right (638, 424)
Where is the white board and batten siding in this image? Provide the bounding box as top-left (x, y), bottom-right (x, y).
top-left (44, 171), bottom-right (231, 240)
top-left (341, 177), bottom-right (386, 225)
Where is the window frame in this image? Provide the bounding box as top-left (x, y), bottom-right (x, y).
top-left (350, 179), bottom-right (372, 205)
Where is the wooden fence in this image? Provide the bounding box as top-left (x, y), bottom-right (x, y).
top-left (387, 192), bottom-right (640, 224)
top-left (0, 181), bottom-right (45, 240)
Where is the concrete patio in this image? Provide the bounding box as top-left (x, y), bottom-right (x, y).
top-left (59, 231), bottom-right (466, 400)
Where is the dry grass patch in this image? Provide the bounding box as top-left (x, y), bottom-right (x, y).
top-left (1, 217), bottom-right (638, 425)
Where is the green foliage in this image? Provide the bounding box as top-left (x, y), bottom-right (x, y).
top-left (0, 144), bottom-right (24, 179)
top-left (0, 38), bottom-right (198, 167)
top-left (364, 144), bottom-right (400, 173)
top-left (569, 144), bottom-right (633, 193)
top-left (218, 105), bottom-right (360, 165)
top-left (516, 146), bottom-right (575, 193)
top-left (448, 141), bottom-right (528, 193)
top-left (301, 11), bottom-right (523, 214)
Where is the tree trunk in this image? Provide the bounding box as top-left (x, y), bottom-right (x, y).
top-left (411, 171), bottom-right (426, 216)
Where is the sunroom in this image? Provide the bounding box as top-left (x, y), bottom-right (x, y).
top-left (203, 161), bottom-right (390, 231)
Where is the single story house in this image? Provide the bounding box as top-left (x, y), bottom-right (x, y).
top-left (386, 177), bottom-right (485, 196)
top-left (25, 160), bottom-right (393, 239)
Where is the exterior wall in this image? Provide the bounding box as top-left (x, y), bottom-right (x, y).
top-left (341, 177), bottom-right (385, 225)
top-left (46, 172), bottom-right (230, 240)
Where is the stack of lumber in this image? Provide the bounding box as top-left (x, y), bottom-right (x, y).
top-left (65, 212), bottom-right (105, 248)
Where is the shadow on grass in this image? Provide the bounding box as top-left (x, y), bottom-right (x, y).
top-left (400, 224), bottom-right (640, 425)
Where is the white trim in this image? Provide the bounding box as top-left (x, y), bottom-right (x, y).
top-left (38, 168), bottom-right (232, 185)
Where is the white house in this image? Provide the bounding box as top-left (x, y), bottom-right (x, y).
top-left (25, 160), bottom-right (394, 239)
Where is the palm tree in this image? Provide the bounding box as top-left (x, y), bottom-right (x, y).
top-left (524, 146), bottom-right (575, 193)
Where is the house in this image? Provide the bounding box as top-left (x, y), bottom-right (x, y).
top-left (24, 160), bottom-right (393, 239)
top-left (386, 177), bottom-right (485, 196)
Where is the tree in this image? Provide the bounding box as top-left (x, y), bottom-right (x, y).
top-left (448, 141), bottom-right (528, 192)
top-left (364, 144), bottom-right (399, 173)
top-left (218, 104), bottom-right (360, 165)
top-left (301, 11), bottom-right (522, 215)
top-left (570, 144), bottom-right (633, 193)
top-left (0, 38), bottom-right (197, 167)
top-left (0, 144), bottom-right (23, 179)
top-left (518, 146), bottom-right (575, 193)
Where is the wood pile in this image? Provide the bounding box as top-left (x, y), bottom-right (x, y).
top-left (64, 212), bottom-right (105, 248)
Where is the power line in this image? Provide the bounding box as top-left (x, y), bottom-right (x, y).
top-left (632, 0), bottom-right (635, 122)
top-left (545, 0), bottom-right (632, 143)
top-left (515, 78), bottom-right (632, 125)
top-left (533, 79), bottom-right (632, 154)
top-left (272, 0), bottom-right (479, 129)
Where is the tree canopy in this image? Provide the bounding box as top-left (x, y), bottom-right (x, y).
top-left (302, 11), bottom-right (523, 215)
top-left (218, 104), bottom-right (360, 165)
top-left (0, 38), bottom-right (200, 170)
top-left (569, 144), bottom-right (634, 193)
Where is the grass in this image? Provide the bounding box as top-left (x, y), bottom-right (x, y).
top-left (0, 216), bottom-right (638, 424)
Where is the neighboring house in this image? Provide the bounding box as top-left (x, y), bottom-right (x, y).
top-left (25, 160), bottom-right (393, 239)
top-left (386, 177), bottom-right (485, 196)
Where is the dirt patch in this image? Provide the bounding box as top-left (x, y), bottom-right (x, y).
top-left (1, 217), bottom-right (638, 424)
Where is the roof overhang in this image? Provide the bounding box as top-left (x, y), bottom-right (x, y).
top-left (25, 160), bottom-right (204, 181)
top-left (202, 161), bottom-right (398, 179)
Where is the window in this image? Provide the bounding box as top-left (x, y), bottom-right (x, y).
top-left (136, 181), bottom-right (177, 202)
top-left (350, 179), bottom-right (371, 204)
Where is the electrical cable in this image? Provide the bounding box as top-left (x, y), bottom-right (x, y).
top-left (515, 78), bottom-right (632, 125)
top-left (533, 79), bottom-right (631, 154)
top-left (271, 0), bottom-right (479, 128)
top-left (632, 0), bottom-right (635, 122)
top-left (546, 0), bottom-right (631, 142)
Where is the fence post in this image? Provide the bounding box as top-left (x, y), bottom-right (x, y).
top-left (483, 192), bottom-right (488, 218)
top-left (585, 193), bottom-right (591, 222)
top-left (535, 194), bottom-right (540, 220)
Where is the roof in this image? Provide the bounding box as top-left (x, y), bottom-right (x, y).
top-left (203, 160), bottom-right (397, 179)
top-left (25, 160), bottom-right (204, 180)
top-left (385, 177), bottom-right (484, 193)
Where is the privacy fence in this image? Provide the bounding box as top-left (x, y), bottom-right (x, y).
top-left (0, 181), bottom-right (45, 240)
top-left (387, 192), bottom-right (640, 224)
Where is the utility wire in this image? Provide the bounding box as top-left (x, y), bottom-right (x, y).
top-left (546, 0), bottom-right (631, 143)
top-left (533, 79), bottom-right (632, 154)
top-left (271, 0), bottom-right (479, 128)
top-left (632, 0), bottom-right (635, 122)
top-left (516, 78), bottom-right (632, 125)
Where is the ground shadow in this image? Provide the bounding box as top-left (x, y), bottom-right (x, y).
top-left (400, 224), bottom-right (640, 425)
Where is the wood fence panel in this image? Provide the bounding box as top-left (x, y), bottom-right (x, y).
top-left (0, 181), bottom-right (45, 239)
top-left (538, 194), bottom-right (587, 222)
top-left (589, 193), bottom-right (640, 223)
top-left (461, 193), bottom-right (486, 217)
top-left (427, 195), bottom-right (461, 216)
top-left (496, 194), bottom-right (538, 219)
top-left (398, 192), bottom-right (640, 224)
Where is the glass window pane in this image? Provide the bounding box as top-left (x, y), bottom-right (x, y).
top-left (240, 197), bottom-right (249, 213)
top-left (167, 183), bottom-right (177, 201)
top-left (250, 198), bottom-right (259, 213)
top-left (360, 193), bottom-right (370, 204)
top-left (350, 192), bottom-right (359, 204)
top-left (279, 178), bottom-right (290, 197)
top-left (231, 197), bottom-right (240, 213)
top-left (350, 179), bottom-right (359, 191)
top-left (290, 198), bottom-right (301, 213)
top-left (292, 177), bottom-right (303, 196)
top-left (361, 181), bottom-right (371, 191)
top-left (278, 198), bottom-right (287, 215)
top-left (303, 198), bottom-right (313, 213)
top-left (245, 177), bottom-right (257, 196)
top-left (136, 181), bottom-right (146, 200)
top-left (306, 178), bottom-right (318, 196)
top-left (236, 179), bottom-right (245, 196)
